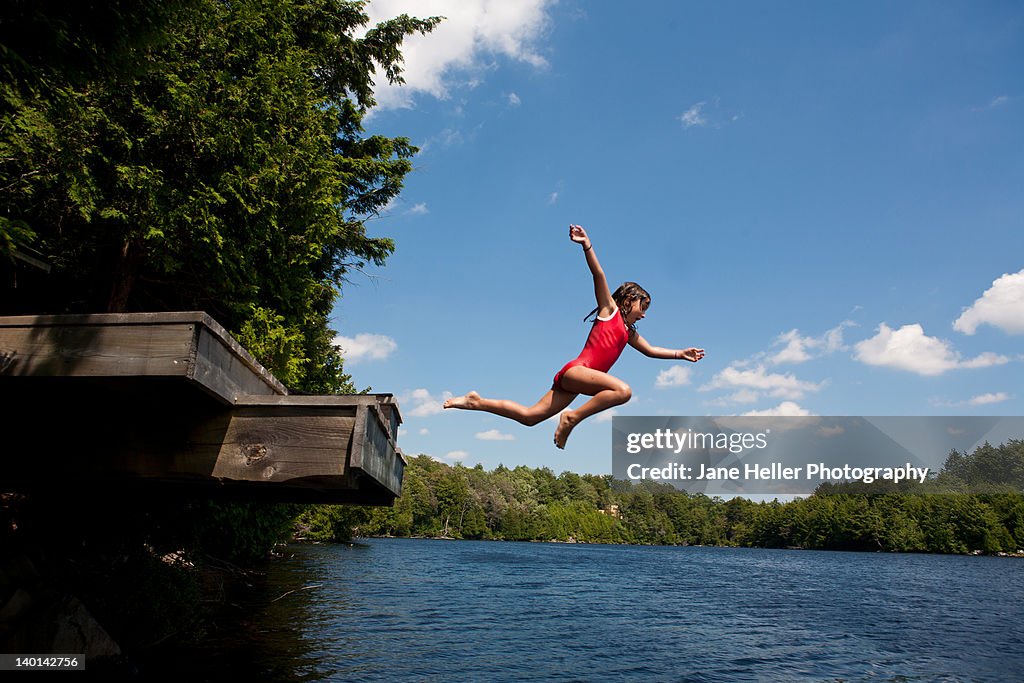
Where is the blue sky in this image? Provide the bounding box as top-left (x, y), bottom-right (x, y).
top-left (331, 0), bottom-right (1024, 476)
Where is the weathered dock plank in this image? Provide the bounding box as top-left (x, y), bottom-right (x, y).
top-left (0, 312), bottom-right (285, 403)
top-left (0, 319), bottom-right (195, 378)
top-left (0, 313), bottom-right (404, 504)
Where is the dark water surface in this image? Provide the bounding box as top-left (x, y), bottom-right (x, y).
top-left (170, 539), bottom-right (1024, 681)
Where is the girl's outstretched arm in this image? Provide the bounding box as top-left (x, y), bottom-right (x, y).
top-left (628, 333), bottom-right (705, 362)
top-left (569, 224), bottom-right (616, 318)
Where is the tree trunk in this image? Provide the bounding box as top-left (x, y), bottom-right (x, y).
top-left (106, 239), bottom-right (143, 312)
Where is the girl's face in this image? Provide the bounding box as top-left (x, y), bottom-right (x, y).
top-left (624, 298), bottom-right (649, 325)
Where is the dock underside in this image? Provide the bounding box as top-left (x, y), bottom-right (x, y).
top-left (0, 313), bottom-right (404, 505)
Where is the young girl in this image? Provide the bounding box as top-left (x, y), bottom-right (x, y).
top-left (444, 224), bottom-right (704, 449)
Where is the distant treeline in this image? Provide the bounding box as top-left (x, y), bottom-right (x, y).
top-left (297, 440), bottom-right (1024, 555)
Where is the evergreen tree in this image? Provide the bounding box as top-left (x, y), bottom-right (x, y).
top-left (1, 0), bottom-right (439, 392)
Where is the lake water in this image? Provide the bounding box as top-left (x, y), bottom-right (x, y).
top-left (172, 538), bottom-right (1024, 682)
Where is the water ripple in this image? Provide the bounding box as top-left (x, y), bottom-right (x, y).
top-left (228, 540), bottom-right (1024, 682)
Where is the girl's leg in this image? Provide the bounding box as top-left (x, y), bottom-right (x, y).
top-left (444, 388), bottom-right (576, 427)
top-left (553, 367), bottom-right (632, 449)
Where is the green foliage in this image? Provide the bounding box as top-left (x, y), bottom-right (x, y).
top-left (294, 504), bottom-right (371, 543)
top-left (0, 3), bottom-right (438, 657)
top-left (185, 500), bottom-right (302, 565)
top-left (938, 440), bottom-right (1024, 492)
top-left (1, 0), bottom-right (439, 393)
top-left (235, 305), bottom-right (311, 388)
top-left (0, 217), bottom-right (35, 258)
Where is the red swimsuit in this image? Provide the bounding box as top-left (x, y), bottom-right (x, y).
top-left (552, 308), bottom-right (629, 391)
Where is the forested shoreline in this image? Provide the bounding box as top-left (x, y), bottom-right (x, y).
top-left (298, 440), bottom-right (1024, 556)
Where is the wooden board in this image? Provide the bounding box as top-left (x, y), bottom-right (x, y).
top-left (0, 312), bottom-right (286, 403)
top-left (0, 313), bottom-right (404, 504)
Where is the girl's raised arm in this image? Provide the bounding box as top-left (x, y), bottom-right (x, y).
top-left (569, 224), bottom-right (615, 317)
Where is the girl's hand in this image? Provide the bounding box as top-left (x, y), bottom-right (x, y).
top-left (569, 224), bottom-right (590, 248)
top-left (679, 347), bottom-right (705, 362)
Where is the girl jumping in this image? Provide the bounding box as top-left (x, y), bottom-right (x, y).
top-left (444, 224), bottom-right (705, 449)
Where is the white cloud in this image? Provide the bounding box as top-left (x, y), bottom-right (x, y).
top-left (853, 323), bottom-right (1009, 376)
top-left (702, 323), bottom-right (849, 406)
top-left (769, 322), bottom-right (853, 365)
top-left (420, 127), bottom-right (466, 153)
top-left (655, 365), bottom-right (692, 388)
top-left (742, 402), bottom-right (813, 417)
top-left (547, 191), bottom-right (559, 205)
top-left (507, 92), bottom-right (521, 106)
top-left (445, 450), bottom-right (470, 462)
top-left (727, 389), bottom-right (760, 404)
top-left (418, 428), bottom-right (430, 435)
top-left (475, 429), bottom-right (515, 441)
top-left (822, 324), bottom-right (850, 353)
top-left (971, 95), bottom-right (1014, 112)
top-left (679, 101), bottom-right (707, 128)
top-left (401, 388), bottom-right (453, 417)
top-left (701, 365), bottom-right (823, 401)
top-left (961, 352), bottom-right (1012, 369)
top-left (953, 269), bottom-right (1024, 335)
top-left (968, 392), bottom-right (1011, 406)
top-left (334, 333), bottom-right (397, 363)
top-left (595, 408), bottom-right (618, 423)
top-left (363, 0), bottom-right (554, 111)
top-left (678, 98), bottom-right (742, 129)
top-left (932, 391), bottom-right (1014, 408)
top-left (770, 330), bottom-right (813, 364)
top-left (379, 198), bottom-right (429, 216)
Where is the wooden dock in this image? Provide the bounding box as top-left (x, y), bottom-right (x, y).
top-left (0, 312), bottom-right (404, 504)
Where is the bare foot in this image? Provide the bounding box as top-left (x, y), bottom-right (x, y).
top-left (554, 411), bottom-right (578, 449)
top-left (444, 391), bottom-right (481, 410)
